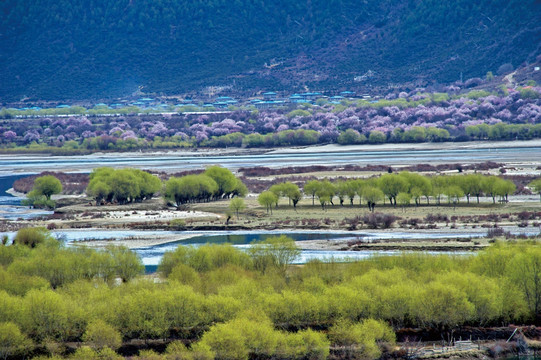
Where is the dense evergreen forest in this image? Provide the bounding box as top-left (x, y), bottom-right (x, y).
top-left (1, 0), bottom-right (539, 100)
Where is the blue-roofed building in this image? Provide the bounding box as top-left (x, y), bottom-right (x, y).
top-left (254, 100), bottom-right (286, 109)
top-left (289, 94), bottom-right (310, 104)
top-left (213, 102), bottom-right (229, 109)
top-left (299, 92), bottom-right (323, 101)
top-left (56, 104), bottom-right (70, 108)
top-left (263, 92), bottom-right (277, 100)
top-left (329, 96), bottom-right (344, 104)
top-left (340, 91), bottom-right (356, 97)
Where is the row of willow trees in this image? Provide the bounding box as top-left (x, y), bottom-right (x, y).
top-left (298, 172), bottom-right (517, 211)
top-left (2, 227), bottom-right (541, 359)
top-left (258, 172), bottom-right (519, 213)
top-left (85, 166), bottom-right (246, 206)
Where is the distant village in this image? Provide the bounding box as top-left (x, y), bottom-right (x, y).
top-left (4, 91), bottom-right (379, 115)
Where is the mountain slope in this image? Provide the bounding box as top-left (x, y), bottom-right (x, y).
top-left (0, 0), bottom-right (540, 101)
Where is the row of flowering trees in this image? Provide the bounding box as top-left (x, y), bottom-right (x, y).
top-left (2, 87), bottom-right (540, 150)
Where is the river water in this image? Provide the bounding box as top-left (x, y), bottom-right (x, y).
top-left (1, 145), bottom-right (540, 175)
top-left (1, 228), bottom-right (486, 272)
top-left (1, 144), bottom-right (540, 270)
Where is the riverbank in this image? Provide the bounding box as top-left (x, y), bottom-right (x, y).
top-left (1, 139), bottom-right (541, 176)
top-left (71, 232), bottom-right (203, 249)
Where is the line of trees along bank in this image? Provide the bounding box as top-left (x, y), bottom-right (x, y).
top-left (86, 168), bottom-right (162, 205)
top-left (2, 227), bottom-right (541, 359)
top-left (85, 166), bottom-right (246, 206)
top-left (261, 172), bottom-right (517, 212)
top-left (164, 166), bottom-right (247, 207)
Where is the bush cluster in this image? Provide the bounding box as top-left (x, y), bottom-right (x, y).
top-left (2, 227), bottom-right (541, 359)
top-left (86, 168), bottom-right (161, 205)
top-left (164, 166), bottom-right (247, 207)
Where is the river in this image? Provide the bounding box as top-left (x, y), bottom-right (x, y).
top-left (1, 142), bottom-right (540, 269)
top-left (1, 229), bottom-right (486, 272)
top-left (1, 142), bottom-right (540, 176)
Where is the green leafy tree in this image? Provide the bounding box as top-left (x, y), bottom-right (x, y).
top-left (508, 248), bottom-right (541, 316)
top-left (0, 322), bottom-right (32, 360)
top-left (106, 246), bottom-right (144, 282)
top-left (337, 129), bottom-right (365, 145)
top-left (328, 319), bottom-right (395, 359)
top-left (363, 187), bottom-right (383, 212)
top-left (444, 185), bottom-right (464, 206)
top-left (22, 175), bottom-right (62, 209)
top-left (354, 179), bottom-right (367, 206)
top-left (269, 182), bottom-right (301, 208)
top-left (13, 227), bottom-right (53, 248)
top-left (197, 321), bottom-right (249, 359)
top-left (288, 186), bottom-right (303, 209)
top-left (304, 180), bottom-right (321, 206)
top-left (134, 170), bottom-right (162, 201)
top-left (33, 175), bottom-right (62, 200)
top-left (482, 176), bottom-right (500, 203)
top-left (494, 178), bottom-right (516, 203)
top-left (229, 198), bottom-right (246, 219)
top-left (368, 130), bottom-right (386, 143)
top-left (284, 329), bottom-right (329, 360)
top-left (461, 174), bottom-right (484, 204)
top-left (396, 192), bottom-right (411, 211)
top-left (258, 191), bottom-right (277, 214)
top-left (399, 171), bottom-right (431, 205)
top-left (86, 168), bottom-right (161, 205)
top-left (249, 235), bottom-right (300, 274)
top-left (529, 179), bottom-right (541, 202)
top-left (315, 180), bottom-right (335, 210)
top-left (431, 176), bottom-right (448, 205)
top-left (86, 180), bottom-right (111, 205)
top-left (21, 289), bottom-right (70, 341)
top-left (378, 174), bottom-right (407, 206)
top-left (204, 166), bottom-right (239, 198)
top-left (164, 174), bottom-right (218, 207)
top-left (83, 320), bottom-right (122, 351)
top-left (412, 281), bottom-right (475, 329)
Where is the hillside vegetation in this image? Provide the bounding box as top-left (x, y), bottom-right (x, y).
top-left (1, 0), bottom-right (540, 100)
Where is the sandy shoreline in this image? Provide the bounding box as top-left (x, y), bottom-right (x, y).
top-left (69, 225), bottom-right (539, 250)
top-left (69, 232), bottom-right (204, 249)
top-left (269, 139), bottom-right (541, 154)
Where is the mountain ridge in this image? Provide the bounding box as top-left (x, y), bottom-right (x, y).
top-left (1, 0), bottom-right (540, 101)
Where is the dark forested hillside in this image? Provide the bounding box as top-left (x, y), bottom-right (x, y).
top-left (0, 0), bottom-right (540, 100)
